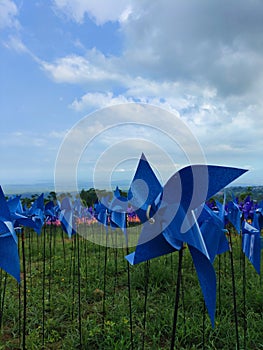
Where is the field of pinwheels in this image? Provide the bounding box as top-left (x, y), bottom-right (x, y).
top-left (0, 155), bottom-right (262, 349)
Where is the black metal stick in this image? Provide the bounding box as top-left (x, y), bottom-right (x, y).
top-left (142, 260), bottom-right (150, 350)
top-left (125, 232), bottom-right (134, 350)
top-left (76, 233), bottom-right (82, 349)
top-left (21, 228), bottom-right (27, 350)
top-left (0, 272), bottom-right (7, 329)
top-left (42, 225), bottom-right (46, 349)
top-left (170, 248), bottom-right (183, 350)
top-left (228, 231), bottom-right (240, 350)
top-left (71, 236), bottom-right (76, 321)
top-left (242, 247), bottom-right (247, 350)
top-left (102, 233), bottom-right (108, 327)
top-left (218, 254), bottom-right (221, 315)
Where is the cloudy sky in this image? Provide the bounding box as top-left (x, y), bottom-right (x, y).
top-left (1, 0), bottom-right (263, 190)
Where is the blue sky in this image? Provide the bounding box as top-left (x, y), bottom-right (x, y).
top-left (1, 0), bottom-right (263, 191)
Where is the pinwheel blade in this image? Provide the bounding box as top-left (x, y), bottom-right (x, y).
top-left (125, 219), bottom-right (180, 264)
top-left (0, 186), bottom-right (11, 220)
top-left (128, 153), bottom-right (162, 223)
top-left (163, 165), bottom-right (247, 234)
top-left (164, 165), bottom-right (247, 211)
top-left (188, 245), bottom-right (216, 327)
top-left (197, 204), bottom-right (229, 261)
top-left (0, 234), bottom-right (20, 283)
top-left (227, 201), bottom-right (242, 233)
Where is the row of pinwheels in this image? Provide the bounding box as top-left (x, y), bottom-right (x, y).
top-left (0, 183), bottom-right (141, 282)
top-left (0, 188), bottom-right (96, 283)
top-left (0, 153), bottom-right (262, 329)
top-left (0, 187), bottom-right (44, 283)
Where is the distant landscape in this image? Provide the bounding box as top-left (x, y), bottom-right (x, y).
top-left (2, 181), bottom-right (263, 202)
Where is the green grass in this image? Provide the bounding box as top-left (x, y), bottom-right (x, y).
top-left (0, 225), bottom-right (262, 349)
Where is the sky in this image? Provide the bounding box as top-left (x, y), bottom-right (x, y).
top-left (1, 0), bottom-right (263, 192)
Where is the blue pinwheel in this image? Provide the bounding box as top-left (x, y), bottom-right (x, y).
top-left (7, 195), bottom-right (26, 233)
top-left (242, 221), bottom-right (261, 274)
top-left (197, 203), bottom-right (229, 263)
top-left (94, 196), bottom-right (110, 228)
top-left (45, 200), bottom-right (56, 221)
top-left (73, 198), bottom-right (83, 218)
top-left (9, 194), bottom-right (45, 235)
top-left (109, 188), bottom-right (128, 235)
top-left (126, 154), bottom-right (246, 263)
top-left (60, 197), bottom-right (77, 238)
top-left (126, 153), bottom-right (247, 326)
top-left (27, 193), bottom-right (45, 234)
top-left (0, 186), bottom-right (20, 282)
top-left (97, 190), bottom-right (128, 239)
top-left (252, 200), bottom-right (263, 231)
top-left (227, 199), bottom-right (242, 233)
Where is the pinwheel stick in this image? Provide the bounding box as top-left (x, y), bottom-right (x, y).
top-left (126, 246), bottom-right (134, 350)
top-left (0, 271), bottom-right (8, 329)
top-left (218, 255), bottom-right (221, 313)
top-left (102, 233), bottom-right (108, 328)
top-left (170, 247), bottom-right (183, 350)
top-left (76, 232), bottom-right (82, 348)
top-left (21, 228), bottom-right (27, 350)
top-left (142, 260), bottom-right (150, 350)
top-left (42, 225), bottom-right (46, 349)
top-left (242, 246), bottom-right (247, 350)
top-left (228, 231), bottom-right (240, 350)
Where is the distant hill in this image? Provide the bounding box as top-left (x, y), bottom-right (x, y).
top-left (2, 183), bottom-right (56, 196)
top-left (2, 181), bottom-right (263, 202)
top-left (224, 185), bottom-right (263, 202)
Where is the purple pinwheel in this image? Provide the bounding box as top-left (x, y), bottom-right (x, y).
top-left (241, 196), bottom-right (254, 221)
top-left (126, 153), bottom-right (247, 326)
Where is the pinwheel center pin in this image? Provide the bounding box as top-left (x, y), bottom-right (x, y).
top-left (146, 205), bottom-right (155, 224)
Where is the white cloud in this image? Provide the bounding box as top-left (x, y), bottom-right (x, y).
top-left (3, 35), bottom-right (28, 53)
top-left (0, 130), bottom-right (67, 148)
top-left (0, 0), bottom-right (19, 29)
top-left (53, 0), bottom-right (133, 25)
top-left (71, 92), bottom-right (132, 110)
top-left (41, 52), bottom-right (126, 86)
top-left (49, 130), bottom-right (68, 139)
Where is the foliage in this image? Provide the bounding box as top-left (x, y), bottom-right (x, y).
top-left (0, 225), bottom-right (262, 349)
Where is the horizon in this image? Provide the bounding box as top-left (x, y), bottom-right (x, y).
top-left (2, 180), bottom-right (261, 197)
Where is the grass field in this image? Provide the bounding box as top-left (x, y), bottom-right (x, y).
top-left (0, 224), bottom-right (262, 349)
